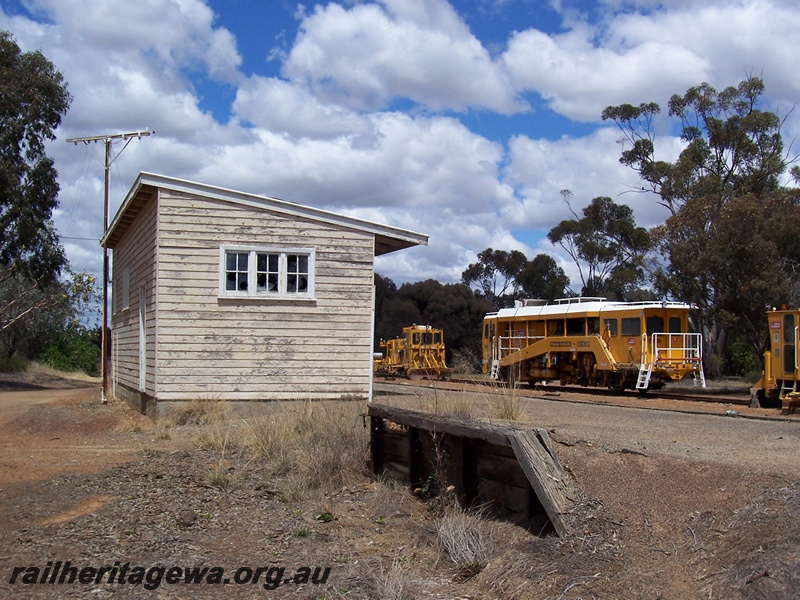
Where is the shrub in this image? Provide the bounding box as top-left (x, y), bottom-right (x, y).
top-left (39, 326), bottom-right (100, 375)
top-left (0, 353), bottom-right (28, 372)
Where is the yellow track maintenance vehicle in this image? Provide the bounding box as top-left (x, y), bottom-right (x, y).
top-left (482, 297), bottom-right (705, 392)
top-left (751, 306), bottom-right (800, 412)
top-left (374, 325), bottom-right (450, 380)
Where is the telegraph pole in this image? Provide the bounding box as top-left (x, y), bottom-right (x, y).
top-left (66, 130), bottom-right (154, 402)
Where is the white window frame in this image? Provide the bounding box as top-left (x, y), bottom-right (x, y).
top-left (219, 246), bottom-right (315, 300)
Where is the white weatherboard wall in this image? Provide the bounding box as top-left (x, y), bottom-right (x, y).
top-left (110, 190), bottom-right (157, 411)
top-left (154, 189), bottom-right (375, 402)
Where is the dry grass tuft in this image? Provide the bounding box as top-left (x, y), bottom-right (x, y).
top-left (199, 421), bottom-right (247, 490)
top-left (417, 386), bottom-right (475, 419)
top-left (113, 414), bottom-right (145, 434)
top-left (374, 557), bottom-right (417, 600)
top-left (164, 395), bottom-right (227, 426)
top-left (434, 506), bottom-right (497, 578)
top-left (17, 361), bottom-right (100, 383)
top-left (486, 382), bottom-right (522, 421)
top-left (367, 477), bottom-right (419, 525)
top-left (245, 401), bottom-right (368, 497)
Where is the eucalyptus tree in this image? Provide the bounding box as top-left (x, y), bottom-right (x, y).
top-left (603, 77), bottom-right (799, 373)
top-left (547, 195), bottom-right (651, 300)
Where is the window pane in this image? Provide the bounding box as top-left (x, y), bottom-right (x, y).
top-left (621, 317), bottom-right (641, 336)
top-left (286, 253), bottom-right (310, 294)
top-left (256, 253), bottom-right (279, 294)
top-left (225, 252), bottom-right (249, 293)
top-left (604, 319), bottom-right (617, 336)
top-left (669, 317), bottom-right (681, 333)
top-left (784, 314), bottom-right (795, 343)
top-left (646, 316), bottom-right (664, 334)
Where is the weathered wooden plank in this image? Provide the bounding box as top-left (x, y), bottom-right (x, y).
top-left (382, 460), bottom-right (410, 482)
top-left (381, 430), bottom-right (410, 461)
top-left (534, 427), bottom-right (564, 477)
top-left (475, 439), bottom-right (517, 459)
top-left (110, 189), bottom-right (158, 397)
top-left (477, 478), bottom-right (530, 514)
top-left (154, 347), bottom-right (369, 361)
top-left (476, 453), bottom-right (530, 489)
top-left (508, 430), bottom-right (570, 537)
top-left (368, 405), bottom-right (512, 448)
top-left (155, 388), bottom-right (370, 401)
top-left (370, 417), bottom-right (384, 474)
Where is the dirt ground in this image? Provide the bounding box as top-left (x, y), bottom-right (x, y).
top-left (0, 375), bottom-right (798, 599)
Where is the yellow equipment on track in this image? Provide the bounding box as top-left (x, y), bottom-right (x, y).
top-left (482, 297), bottom-right (705, 392)
top-left (374, 325), bottom-right (450, 380)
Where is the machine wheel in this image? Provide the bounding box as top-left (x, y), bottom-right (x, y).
top-left (749, 388), bottom-right (765, 408)
top-left (580, 353), bottom-right (596, 386)
top-left (752, 387), bottom-right (782, 409)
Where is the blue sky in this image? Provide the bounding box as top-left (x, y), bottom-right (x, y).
top-left (2, 0), bottom-right (799, 299)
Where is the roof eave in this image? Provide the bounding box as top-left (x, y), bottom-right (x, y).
top-left (101, 172), bottom-right (429, 254)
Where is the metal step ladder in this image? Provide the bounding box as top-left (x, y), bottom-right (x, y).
top-left (490, 359), bottom-right (500, 380)
top-left (635, 363), bottom-right (653, 390)
top-left (692, 368), bottom-right (706, 388)
top-left (781, 379), bottom-right (797, 395)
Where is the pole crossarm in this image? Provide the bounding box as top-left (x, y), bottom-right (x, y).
top-left (66, 129), bottom-right (154, 403)
top-left (65, 130), bottom-right (155, 145)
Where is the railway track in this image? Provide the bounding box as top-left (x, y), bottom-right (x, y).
top-left (449, 376), bottom-right (752, 405)
top-left (376, 375), bottom-right (757, 411)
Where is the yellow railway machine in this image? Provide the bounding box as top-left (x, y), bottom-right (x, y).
top-left (482, 297), bottom-right (705, 392)
top-left (374, 325), bottom-right (450, 380)
top-left (751, 307), bottom-right (800, 412)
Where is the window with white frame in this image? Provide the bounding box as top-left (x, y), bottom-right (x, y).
top-left (220, 247), bottom-right (314, 298)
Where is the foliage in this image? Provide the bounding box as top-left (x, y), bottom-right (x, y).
top-left (0, 32), bottom-right (88, 368)
top-left (602, 77), bottom-right (787, 218)
top-left (460, 248), bottom-right (528, 308)
top-left (374, 276), bottom-right (494, 361)
top-left (0, 31), bottom-right (71, 281)
top-left (461, 247), bottom-right (569, 309)
top-left (547, 192), bottom-right (652, 300)
top-left (448, 347), bottom-right (481, 374)
top-left (653, 189), bottom-right (800, 366)
top-left (516, 253), bottom-right (571, 302)
top-left (39, 325), bottom-right (100, 375)
top-left (725, 336), bottom-right (760, 379)
top-left (0, 266), bottom-right (97, 362)
top-left (603, 77), bottom-right (799, 371)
